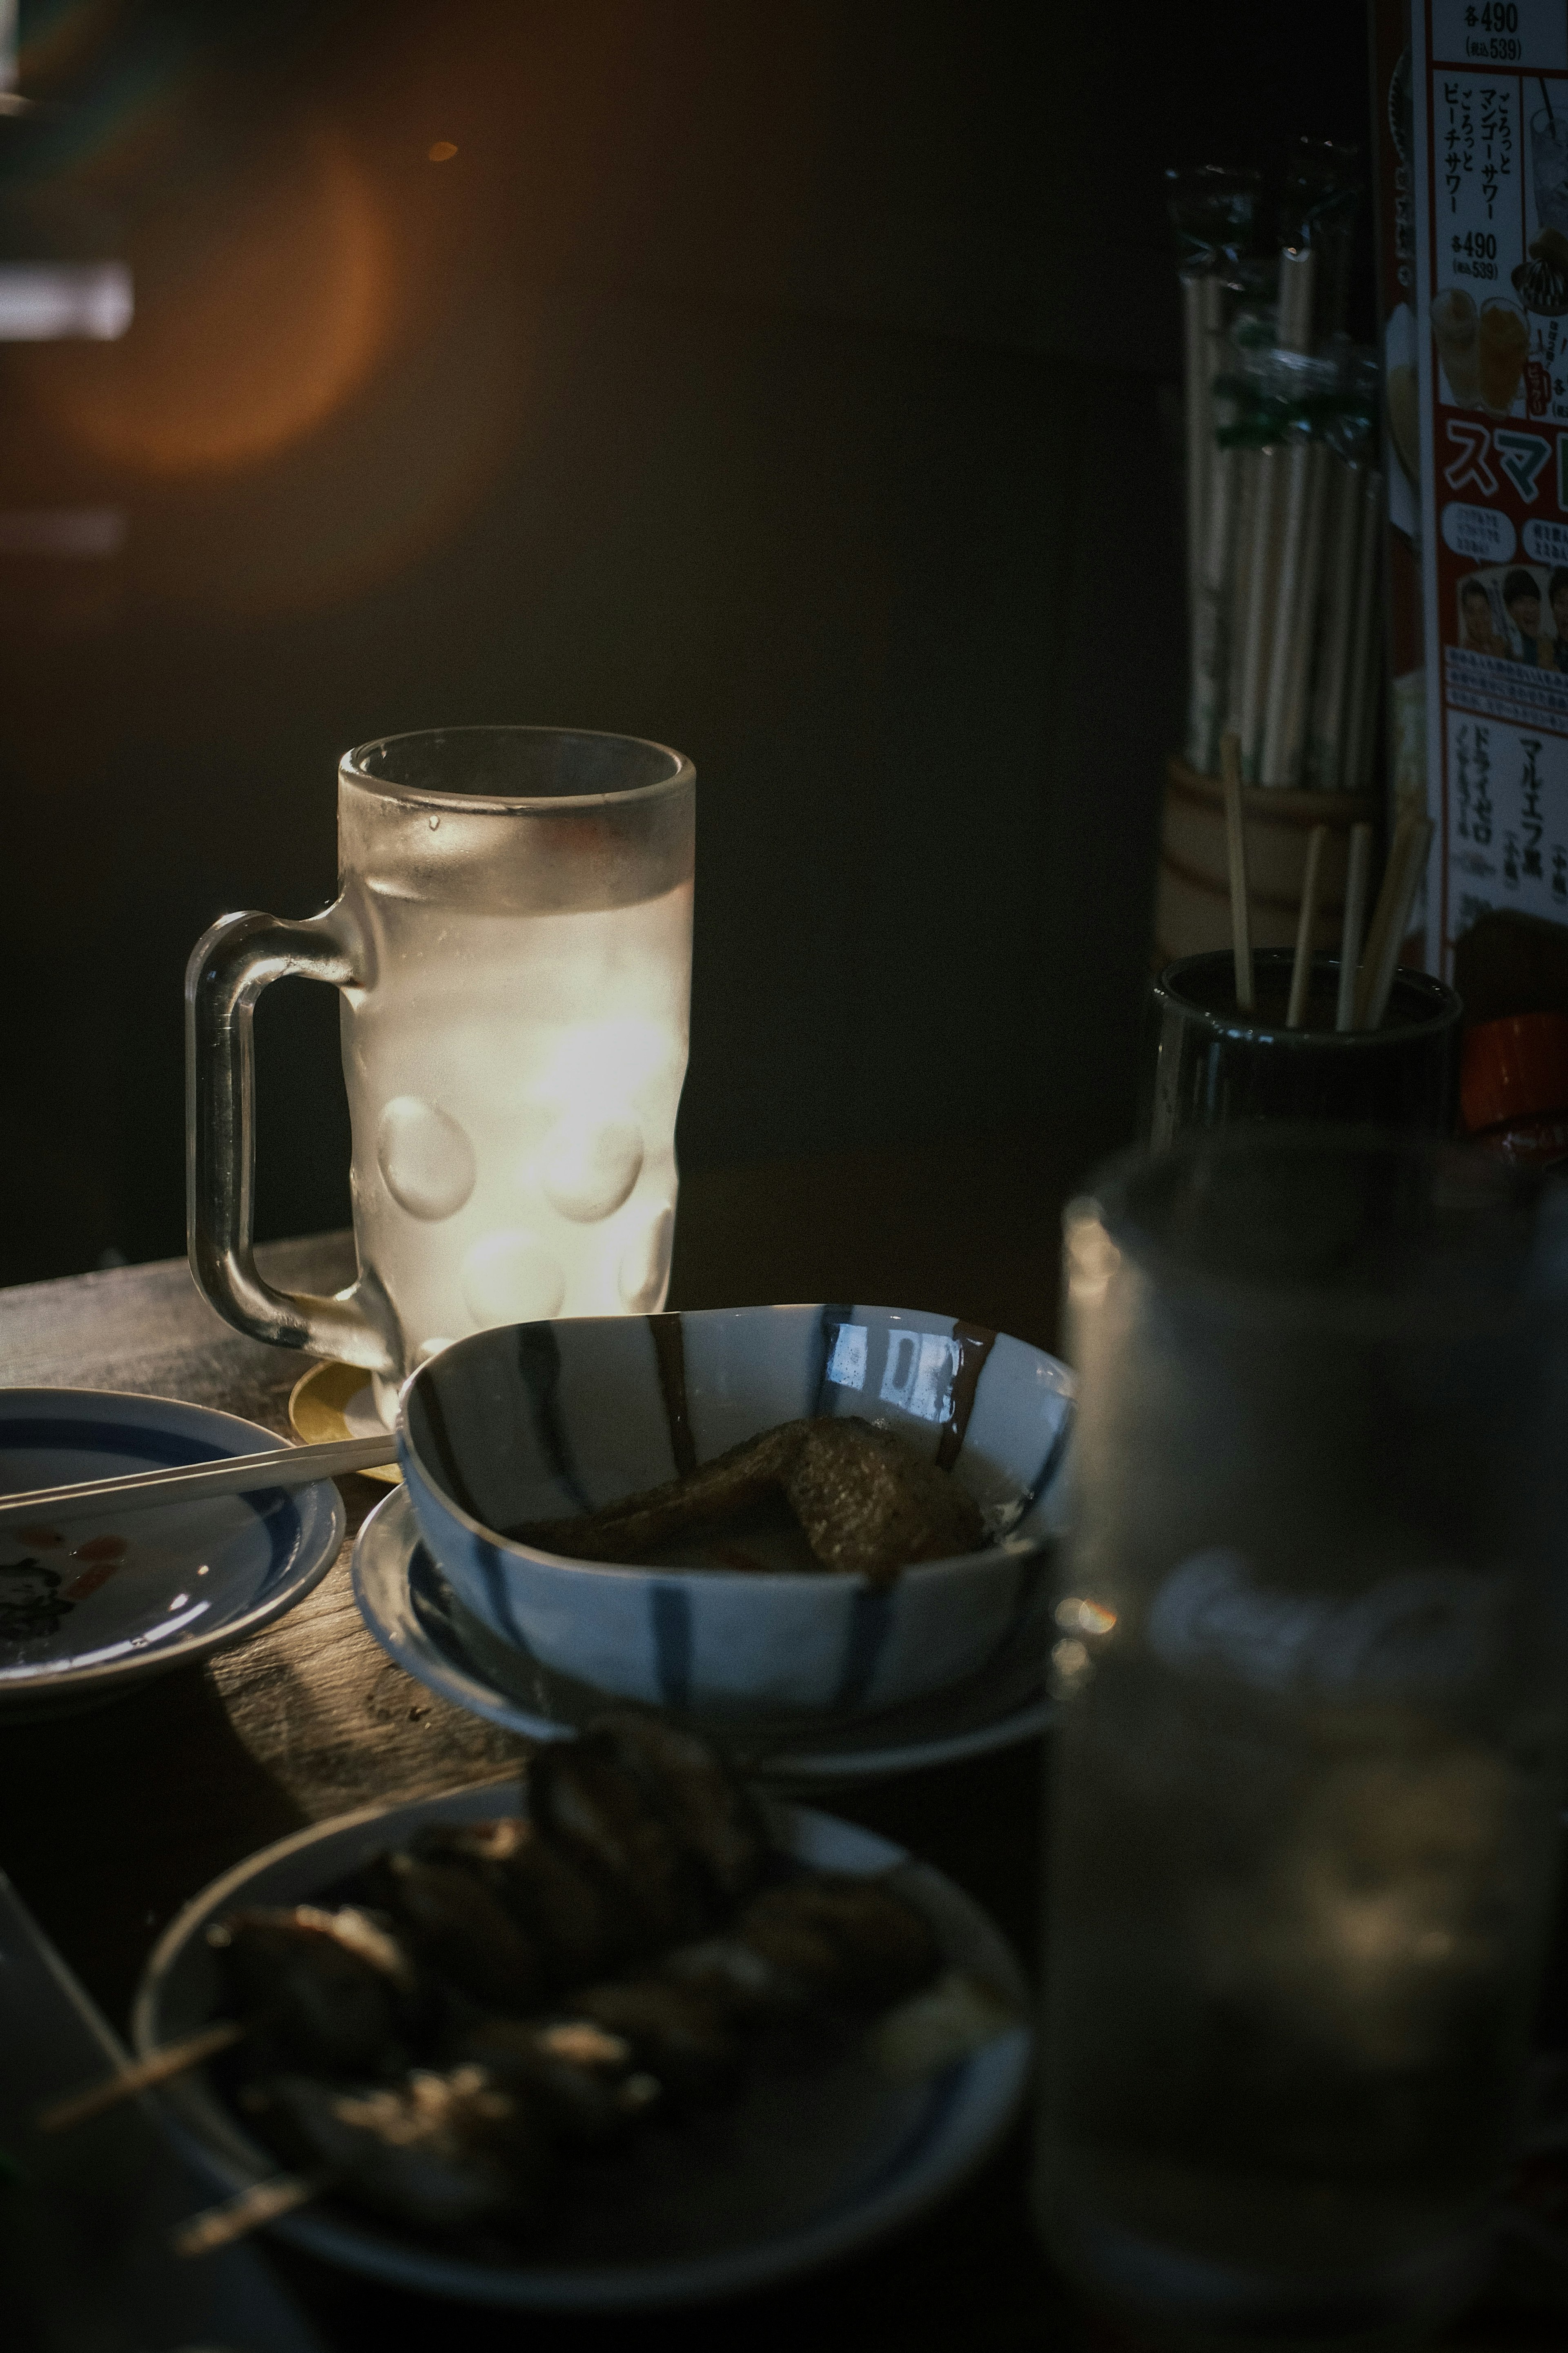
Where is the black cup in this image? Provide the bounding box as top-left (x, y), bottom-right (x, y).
top-left (1142, 950), bottom-right (1463, 1148)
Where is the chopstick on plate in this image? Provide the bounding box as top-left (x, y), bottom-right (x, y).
top-left (0, 1433), bottom-right (398, 1530)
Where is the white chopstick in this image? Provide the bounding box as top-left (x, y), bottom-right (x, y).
top-left (0, 1433), bottom-right (398, 1528)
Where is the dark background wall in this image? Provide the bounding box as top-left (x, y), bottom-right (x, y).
top-left (1, 0), bottom-right (1376, 1288)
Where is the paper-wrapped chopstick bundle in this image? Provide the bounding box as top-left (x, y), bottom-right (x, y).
top-left (1168, 143), bottom-right (1383, 798)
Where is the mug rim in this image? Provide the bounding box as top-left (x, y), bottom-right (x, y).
top-left (341, 724), bottom-right (695, 813)
top-left (1153, 948), bottom-right (1463, 1051)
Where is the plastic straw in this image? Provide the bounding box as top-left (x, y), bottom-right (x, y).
top-left (1221, 730), bottom-right (1254, 1011)
top-left (1224, 450), bottom-right (1261, 754)
top-left (1182, 275), bottom-right (1225, 650)
top-left (1274, 440), bottom-right (1333, 787)
top-left (1350, 623), bottom-right (1383, 795)
top-left (1307, 455), bottom-right (1363, 787)
top-left (1189, 439), bottom-right (1238, 774)
top-left (1277, 245), bottom-right (1318, 355)
top-left (1237, 444), bottom-right (1286, 780)
top-left (1261, 440), bottom-right (1330, 786)
top-left (1287, 825), bottom-right (1327, 1027)
top-left (1340, 468), bottom-right (1385, 791)
top-left (1335, 822), bottom-right (1372, 1030)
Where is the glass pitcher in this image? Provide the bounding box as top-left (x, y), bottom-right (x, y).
top-left (187, 726), bottom-right (695, 1419)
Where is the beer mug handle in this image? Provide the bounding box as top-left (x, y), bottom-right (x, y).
top-left (185, 908), bottom-right (398, 1376)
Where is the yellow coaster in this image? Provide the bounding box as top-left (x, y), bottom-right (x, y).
top-left (288, 1360), bottom-right (401, 1484)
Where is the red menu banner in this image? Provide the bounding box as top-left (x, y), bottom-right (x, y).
top-left (1414, 0), bottom-right (1568, 968)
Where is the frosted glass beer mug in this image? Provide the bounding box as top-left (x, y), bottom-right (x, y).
top-left (187, 727), bottom-right (695, 1419)
top-left (1037, 1129), bottom-right (1568, 2350)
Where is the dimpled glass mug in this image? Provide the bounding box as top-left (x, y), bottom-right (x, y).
top-left (187, 727), bottom-right (695, 1420)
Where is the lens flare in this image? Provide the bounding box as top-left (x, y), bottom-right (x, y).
top-left (23, 115), bottom-right (393, 477)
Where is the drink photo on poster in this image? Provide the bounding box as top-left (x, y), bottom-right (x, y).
top-left (1432, 288), bottom-right (1530, 417)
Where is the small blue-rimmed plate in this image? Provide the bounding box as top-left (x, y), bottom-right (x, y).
top-left (0, 1389), bottom-right (345, 1718)
top-left (134, 1778), bottom-right (1032, 2309)
top-left (353, 1485), bottom-right (1053, 1782)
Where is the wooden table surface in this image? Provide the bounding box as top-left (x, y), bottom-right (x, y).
top-left (0, 1140), bottom-right (1561, 2352)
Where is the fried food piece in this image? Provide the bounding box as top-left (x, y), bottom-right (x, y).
top-left (207, 1905), bottom-right (420, 2075)
top-left (514, 1416), bottom-right (984, 1585)
top-left (412, 1816), bottom-right (636, 1988)
top-left (735, 1874), bottom-right (942, 2009)
top-left (660, 1933), bottom-right (810, 2021)
top-left (357, 1852), bottom-right (547, 2016)
top-left (256, 2065), bottom-right (548, 2232)
top-left (569, 1979), bottom-right (742, 2105)
top-left (784, 1420), bottom-right (983, 1583)
top-left (528, 1735), bottom-right (712, 1949)
top-left (586, 1711), bottom-right (767, 1905)
top-left (453, 2015), bottom-right (658, 2148)
top-left (514, 1421), bottom-right (810, 1564)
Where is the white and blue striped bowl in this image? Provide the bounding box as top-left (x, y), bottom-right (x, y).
top-left (397, 1305), bottom-right (1073, 1721)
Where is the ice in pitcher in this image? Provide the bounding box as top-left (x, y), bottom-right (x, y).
top-left (343, 877), bottom-right (692, 1383)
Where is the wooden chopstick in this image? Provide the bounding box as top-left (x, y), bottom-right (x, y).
top-left (0, 1432), bottom-right (398, 1529)
top-left (1286, 825), bottom-right (1327, 1029)
top-left (1336, 822), bottom-right (1373, 1032)
top-left (1354, 811), bottom-right (1415, 1029)
top-left (1360, 817), bottom-right (1433, 1029)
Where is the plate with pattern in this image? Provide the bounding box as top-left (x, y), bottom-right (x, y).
top-left (0, 1388), bottom-right (345, 1716)
top-left (134, 1777), bottom-right (1033, 2308)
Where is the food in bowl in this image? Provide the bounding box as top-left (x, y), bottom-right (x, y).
top-left (514, 1415), bottom-right (985, 1583)
top-left (189, 1713), bottom-right (1000, 2251)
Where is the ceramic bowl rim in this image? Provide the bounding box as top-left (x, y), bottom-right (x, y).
top-left (398, 1304), bottom-right (1069, 1593)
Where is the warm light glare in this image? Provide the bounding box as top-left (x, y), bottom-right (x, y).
top-left (1055, 1595), bottom-right (1117, 1637)
top-left (29, 120), bottom-right (392, 477)
top-left (427, 140), bottom-right (458, 161)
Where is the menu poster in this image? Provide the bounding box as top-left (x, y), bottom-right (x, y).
top-left (1414, 0), bottom-right (1568, 972)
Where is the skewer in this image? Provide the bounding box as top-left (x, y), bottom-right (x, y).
top-left (1221, 731), bottom-right (1254, 1013)
top-left (0, 1431), bottom-right (397, 1529)
top-left (37, 2018), bottom-right (247, 2132)
top-left (1336, 822), bottom-right (1373, 1032)
top-left (172, 2170), bottom-right (327, 2259)
top-left (1360, 817), bottom-right (1433, 1029)
top-left (1286, 826), bottom-right (1327, 1029)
